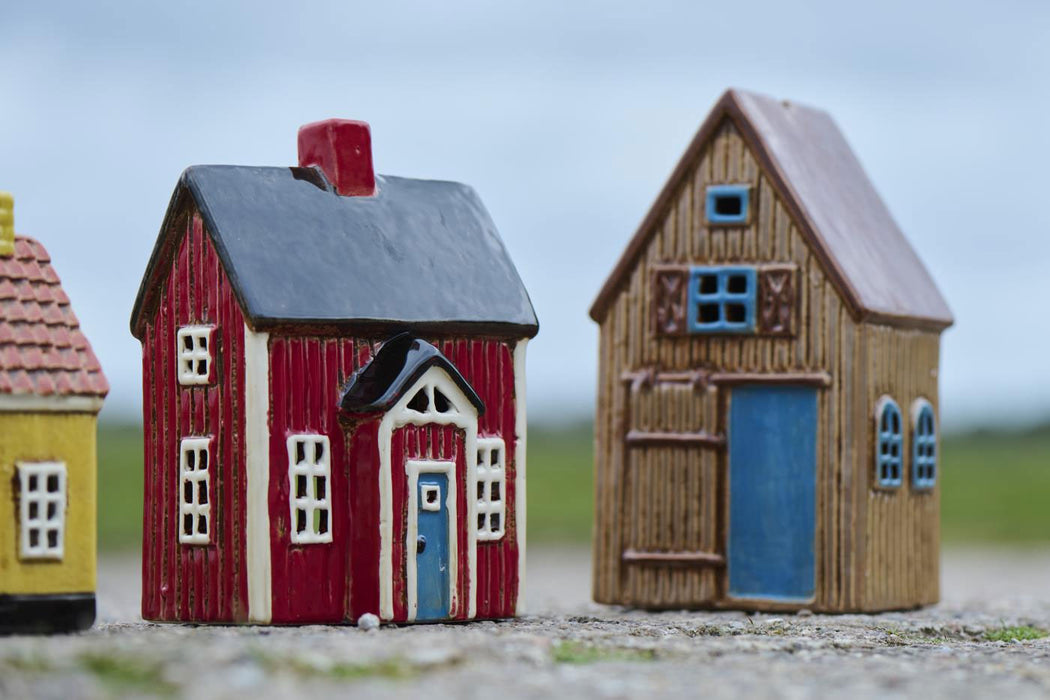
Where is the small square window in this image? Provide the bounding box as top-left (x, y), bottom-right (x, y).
top-left (705, 184), bottom-right (751, 225)
top-left (176, 326), bottom-right (215, 386)
top-left (420, 484), bottom-right (441, 512)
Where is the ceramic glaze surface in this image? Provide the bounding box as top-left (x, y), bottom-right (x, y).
top-left (132, 121), bottom-right (536, 625)
top-left (590, 89), bottom-right (949, 613)
top-left (415, 472), bottom-right (451, 620)
top-left (0, 194), bottom-right (107, 634)
top-left (728, 385), bottom-right (816, 601)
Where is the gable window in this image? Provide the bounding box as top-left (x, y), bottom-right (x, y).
top-left (911, 399), bottom-right (937, 490)
top-left (288, 434), bottom-right (332, 544)
top-left (405, 379), bottom-right (460, 417)
top-left (176, 326), bottom-right (214, 386)
top-left (687, 266), bottom-right (757, 333)
top-left (18, 462), bottom-right (66, 560)
top-left (705, 184), bottom-right (750, 225)
top-left (875, 397), bottom-right (903, 488)
top-left (476, 437), bottom-right (506, 541)
top-left (179, 437), bottom-right (212, 544)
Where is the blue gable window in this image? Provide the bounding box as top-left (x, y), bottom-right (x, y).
top-left (687, 266), bottom-right (756, 333)
top-left (705, 185), bottom-right (750, 225)
top-left (875, 397), bottom-right (903, 488)
top-left (912, 399), bottom-right (937, 490)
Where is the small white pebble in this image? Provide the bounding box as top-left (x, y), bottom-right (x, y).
top-left (797, 609), bottom-right (813, 618)
top-left (357, 613), bottom-right (380, 631)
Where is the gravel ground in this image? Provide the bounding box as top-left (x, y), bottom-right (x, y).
top-left (2, 547), bottom-right (1049, 699)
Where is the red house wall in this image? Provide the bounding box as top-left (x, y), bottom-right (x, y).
top-left (141, 210), bottom-right (248, 622)
top-left (266, 337), bottom-right (520, 623)
top-left (266, 337), bottom-right (374, 623)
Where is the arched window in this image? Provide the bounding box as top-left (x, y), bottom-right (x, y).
top-left (875, 396), bottom-right (903, 488)
top-left (911, 400), bottom-right (937, 490)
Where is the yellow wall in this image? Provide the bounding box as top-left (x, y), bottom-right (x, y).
top-left (0, 411), bottom-right (97, 595)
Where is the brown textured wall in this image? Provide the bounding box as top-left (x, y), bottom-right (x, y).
top-left (593, 118), bottom-right (941, 611)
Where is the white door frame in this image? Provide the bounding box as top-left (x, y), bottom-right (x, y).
top-left (377, 365), bottom-right (479, 621)
top-left (405, 459), bottom-right (457, 622)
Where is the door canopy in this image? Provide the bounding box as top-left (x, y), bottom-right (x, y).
top-left (340, 332), bottom-right (485, 416)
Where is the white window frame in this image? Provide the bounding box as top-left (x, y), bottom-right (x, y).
top-left (179, 437), bottom-right (212, 545)
top-left (176, 325), bottom-right (214, 386)
top-left (18, 461), bottom-right (66, 560)
top-left (476, 436), bottom-right (506, 541)
top-left (287, 434), bottom-right (333, 544)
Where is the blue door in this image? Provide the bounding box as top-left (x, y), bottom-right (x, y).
top-left (728, 385), bottom-right (817, 601)
top-left (415, 473), bottom-right (451, 620)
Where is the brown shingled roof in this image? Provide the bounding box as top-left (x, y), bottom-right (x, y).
top-left (0, 236), bottom-right (108, 398)
top-left (590, 89), bottom-right (953, 331)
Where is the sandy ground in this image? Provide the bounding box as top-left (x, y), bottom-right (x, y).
top-left (1, 546), bottom-right (1048, 699)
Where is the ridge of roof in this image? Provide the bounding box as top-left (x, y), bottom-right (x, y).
top-left (589, 88), bottom-right (953, 331)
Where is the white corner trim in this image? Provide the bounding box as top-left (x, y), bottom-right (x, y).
top-left (513, 339), bottom-right (528, 616)
top-left (405, 459), bottom-right (458, 622)
top-left (244, 325), bottom-right (272, 624)
top-left (0, 394), bottom-right (104, 413)
top-left (378, 364), bottom-right (478, 621)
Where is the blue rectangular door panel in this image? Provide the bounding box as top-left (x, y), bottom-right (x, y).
top-left (728, 385), bottom-right (817, 601)
top-left (416, 473), bottom-right (450, 620)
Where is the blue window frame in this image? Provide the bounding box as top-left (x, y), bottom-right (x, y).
top-left (705, 185), bottom-right (750, 225)
top-left (687, 266), bottom-right (756, 333)
top-left (912, 400), bottom-right (937, 490)
top-left (875, 397), bottom-right (903, 488)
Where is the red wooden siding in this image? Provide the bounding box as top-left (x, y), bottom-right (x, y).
top-left (141, 210), bottom-right (248, 622)
top-left (266, 337), bottom-right (366, 623)
top-left (266, 337), bottom-right (520, 622)
top-left (444, 339), bottom-right (519, 620)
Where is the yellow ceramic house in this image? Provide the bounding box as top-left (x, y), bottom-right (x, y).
top-left (0, 193), bottom-right (108, 633)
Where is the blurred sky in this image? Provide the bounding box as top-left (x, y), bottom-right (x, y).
top-left (1, 1), bottom-right (1047, 429)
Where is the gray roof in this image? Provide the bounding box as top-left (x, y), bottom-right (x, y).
top-left (591, 89), bottom-right (953, 330)
top-left (132, 166), bottom-right (538, 338)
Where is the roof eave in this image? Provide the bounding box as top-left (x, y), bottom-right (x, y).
top-left (248, 316), bottom-right (539, 340)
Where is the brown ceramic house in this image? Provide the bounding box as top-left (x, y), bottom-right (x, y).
top-left (590, 89), bottom-right (952, 612)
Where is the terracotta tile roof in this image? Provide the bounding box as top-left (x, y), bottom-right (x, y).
top-left (0, 236), bottom-right (108, 399)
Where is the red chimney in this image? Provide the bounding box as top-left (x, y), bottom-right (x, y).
top-left (297, 119), bottom-right (376, 196)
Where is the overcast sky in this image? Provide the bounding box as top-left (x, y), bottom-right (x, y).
top-left (1, 1), bottom-right (1047, 429)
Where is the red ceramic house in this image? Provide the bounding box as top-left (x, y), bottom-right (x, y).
top-left (130, 120), bottom-right (538, 625)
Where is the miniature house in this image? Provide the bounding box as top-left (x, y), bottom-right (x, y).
top-left (130, 120), bottom-right (537, 625)
top-left (0, 192), bottom-right (108, 633)
top-left (590, 90), bottom-right (952, 613)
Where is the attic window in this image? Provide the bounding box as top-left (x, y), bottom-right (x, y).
top-left (400, 376), bottom-right (463, 418)
top-left (687, 266), bottom-right (756, 333)
top-left (176, 326), bottom-right (214, 386)
top-left (705, 185), bottom-right (750, 225)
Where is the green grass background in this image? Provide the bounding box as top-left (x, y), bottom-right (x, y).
top-left (98, 421), bottom-right (1050, 551)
